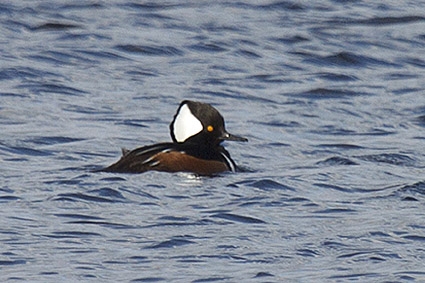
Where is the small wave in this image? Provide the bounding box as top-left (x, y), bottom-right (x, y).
top-left (42, 231), bottom-right (102, 238)
top-left (256, 1), bottom-right (305, 11)
top-left (317, 72), bottom-right (358, 82)
top-left (28, 50), bottom-right (94, 66)
top-left (188, 42), bottom-right (228, 53)
top-left (210, 212), bottom-right (266, 224)
top-left (354, 16), bottom-right (425, 26)
top-left (123, 2), bottom-right (183, 10)
top-left (297, 248), bottom-right (320, 257)
top-left (402, 235), bottom-right (425, 242)
top-left (30, 22), bottom-right (81, 31)
top-left (303, 51), bottom-right (398, 68)
top-left (0, 67), bottom-right (57, 81)
top-left (289, 88), bottom-right (370, 99)
top-left (230, 179), bottom-right (295, 191)
top-left (315, 183), bottom-right (372, 193)
top-left (0, 195), bottom-right (20, 202)
top-left (130, 277), bottom-right (165, 282)
top-left (147, 238), bottom-right (196, 249)
top-left (316, 143), bottom-right (364, 150)
top-left (53, 193), bottom-right (115, 203)
top-left (18, 81), bottom-right (87, 96)
top-left (191, 276), bottom-right (231, 283)
top-left (396, 181), bottom-right (425, 201)
top-left (117, 119), bottom-right (149, 128)
top-left (328, 272), bottom-right (380, 280)
top-left (356, 153), bottom-right (415, 166)
top-left (74, 49), bottom-right (126, 61)
top-left (62, 104), bottom-right (114, 114)
top-left (54, 213), bottom-right (104, 221)
top-left (115, 44), bottom-right (184, 56)
top-left (317, 156), bottom-right (358, 166)
top-left (0, 144), bottom-right (53, 156)
top-left (254, 272), bottom-right (274, 278)
top-left (314, 208), bottom-right (357, 214)
top-left (235, 49), bottom-right (262, 58)
top-left (91, 188), bottom-right (126, 199)
top-left (414, 115), bottom-right (425, 128)
top-left (0, 259), bottom-right (26, 266)
top-left (270, 35), bottom-right (309, 45)
top-left (27, 136), bottom-right (84, 146)
top-left (53, 188), bottom-right (125, 203)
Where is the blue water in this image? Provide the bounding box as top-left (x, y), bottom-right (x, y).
top-left (1, 1), bottom-right (425, 282)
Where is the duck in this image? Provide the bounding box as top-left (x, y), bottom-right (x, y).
top-left (98, 100), bottom-right (247, 175)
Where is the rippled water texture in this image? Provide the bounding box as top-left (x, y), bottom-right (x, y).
top-left (1, 1), bottom-right (425, 282)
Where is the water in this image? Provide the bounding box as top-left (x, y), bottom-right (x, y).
top-left (1, 1), bottom-right (425, 282)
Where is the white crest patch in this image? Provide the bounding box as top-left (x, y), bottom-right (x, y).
top-left (173, 104), bottom-right (203, 142)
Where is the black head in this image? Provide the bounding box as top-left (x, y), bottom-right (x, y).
top-left (169, 100), bottom-right (247, 146)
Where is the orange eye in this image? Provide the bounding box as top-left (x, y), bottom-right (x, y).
top-left (207, 125), bottom-right (214, 132)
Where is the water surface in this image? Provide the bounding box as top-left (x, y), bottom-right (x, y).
top-left (1, 1), bottom-right (425, 282)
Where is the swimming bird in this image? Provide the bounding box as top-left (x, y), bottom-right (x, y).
top-left (98, 100), bottom-right (247, 175)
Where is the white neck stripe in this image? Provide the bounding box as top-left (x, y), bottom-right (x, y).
top-left (220, 152), bottom-right (236, 172)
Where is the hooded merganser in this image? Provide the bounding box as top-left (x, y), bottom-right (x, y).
top-left (98, 100), bottom-right (247, 175)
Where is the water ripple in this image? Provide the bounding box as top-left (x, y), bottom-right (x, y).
top-left (27, 136), bottom-right (84, 146)
top-left (0, 259), bottom-right (26, 266)
top-left (301, 88), bottom-right (369, 99)
top-left (0, 143), bottom-right (53, 156)
top-left (188, 42), bottom-right (228, 53)
top-left (29, 22), bottom-right (81, 31)
top-left (115, 44), bottom-right (184, 56)
top-left (210, 213), bottom-right (266, 224)
top-left (303, 51), bottom-right (399, 68)
top-left (43, 231), bottom-right (102, 238)
top-left (147, 237), bottom-right (196, 249)
top-left (53, 188), bottom-right (125, 203)
top-left (2, 1), bottom-right (425, 282)
top-left (352, 16), bottom-right (425, 26)
top-left (356, 153), bottom-right (415, 166)
top-left (317, 156), bottom-right (358, 166)
top-left (18, 82), bottom-right (87, 96)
